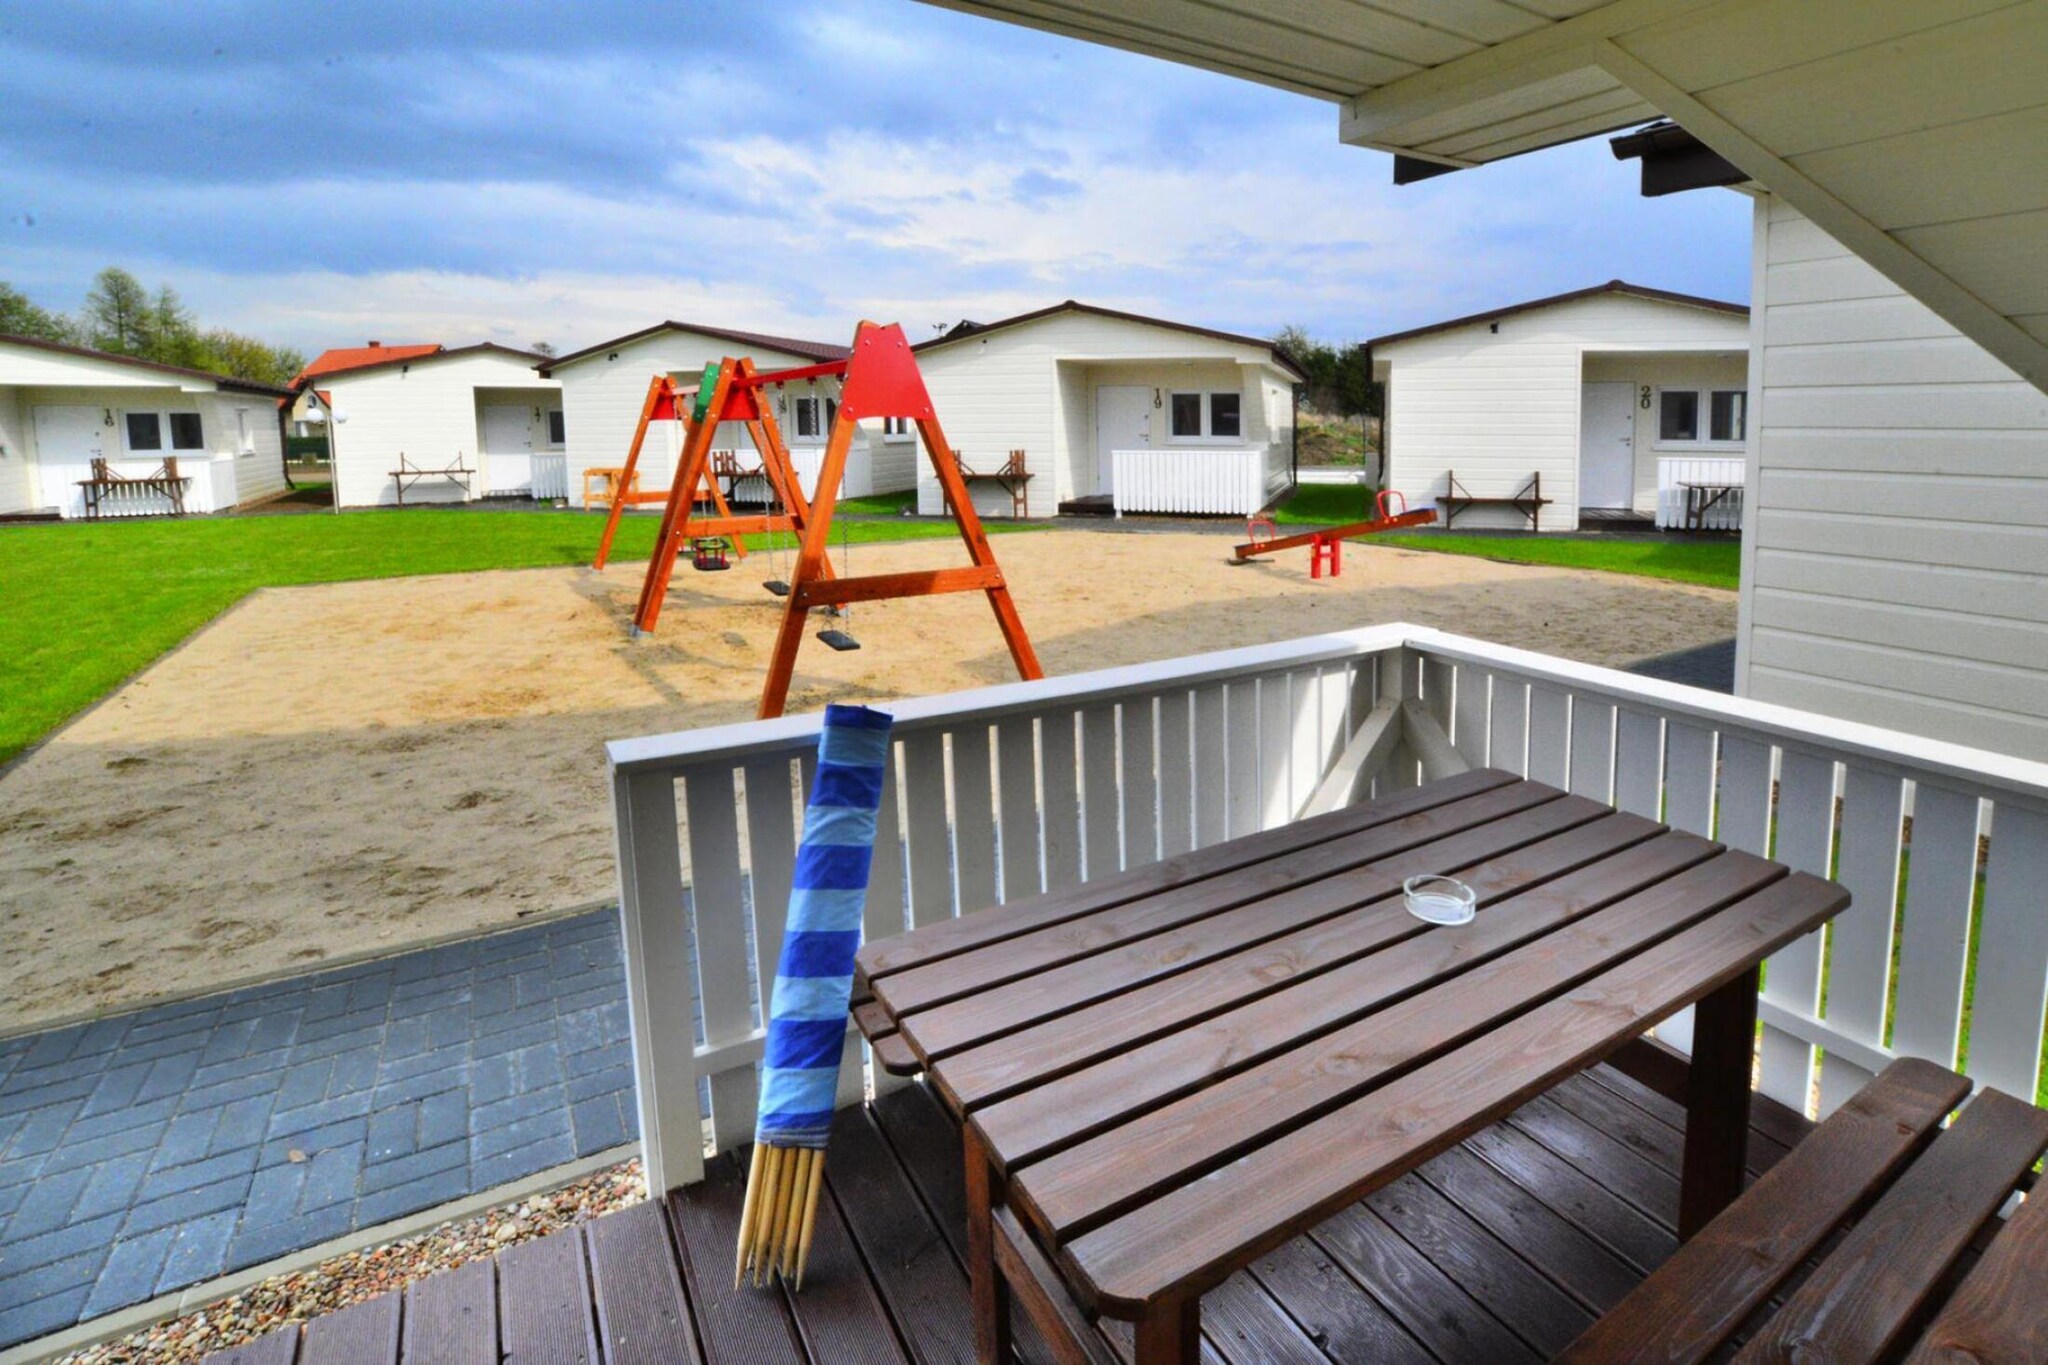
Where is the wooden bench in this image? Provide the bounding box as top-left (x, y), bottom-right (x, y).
top-left (1680, 478), bottom-right (1742, 530)
top-left (711, 450), bottom-right (768, 506)
top-left (582, 464), bottom-right (642, 509)
top-left (952, 448), bottom-right (1032, 519)
top-left (1441, 468), bottom-right (1550, 531)
top-left (78, 456), bottom-right (190, 519)
top-left (389, 453), bottom-right (473, 506)
top-left (1559, 1056), bottom-right (2048, 1363)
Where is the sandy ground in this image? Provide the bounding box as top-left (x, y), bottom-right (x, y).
top-left (0, 530), bottom-right (1734, 1030)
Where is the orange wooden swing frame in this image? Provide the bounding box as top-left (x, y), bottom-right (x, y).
top-left (627, 321), bottom-right (1044, 718)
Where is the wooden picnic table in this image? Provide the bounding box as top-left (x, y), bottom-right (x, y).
top-left (853, 769), bottom-right (1850, 1363)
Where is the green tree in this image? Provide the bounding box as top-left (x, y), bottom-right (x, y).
top-left (200, 329), bottom-right (305, 387)
top-left (81, 267), bottom-right (154, 354)
top-left (0, 282), bottom-right (74, 342)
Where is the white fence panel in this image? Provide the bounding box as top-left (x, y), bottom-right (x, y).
top-left (531, 452), bottom-right (569, 501)
top-left (1655, 456), bottom-right (1745, 530)
top-left (1111, 447), bottom-right (1267, 516)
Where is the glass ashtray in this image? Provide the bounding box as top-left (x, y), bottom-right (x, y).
top-left (1403, 874), bottom-right (1476, 926)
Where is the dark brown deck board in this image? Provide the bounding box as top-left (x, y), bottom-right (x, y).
top-left (1576, 1057), bottom-right (1791, 1175)
top-left (403, 1257), bottom-right (497, 1365)
top-left (787, 1168), bottom-right (919, 1364)
top-left (1462, 1120), bottom-right (1676, 1274)
top-left (1247, 1235), bottom-right (1434, 1365)
top-left (586, 1199), bottom-right (701, 1365)
top-left (1313, 1202), bottom-right (1540, 1364)
top-left (1506, 1093), bottom-right (1680, 1227)
top-left (497, 1225), bottom-right (600, 1365)
top-left (299, 1290), bottom-right (400, 1365)
top-left (664, 1152), bottom-right (806, 1365)
top-left (198, 1326), bottom-right (299, 1365)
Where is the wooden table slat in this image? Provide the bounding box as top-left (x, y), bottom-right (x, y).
top-left (1064, 870), bottom-right (1847, 1312)
top-left (1010, 850), bottom-right (1788, 1234)
top-left (1556, 1056), bottom-right (1970, 1364)
top-left (403, 1257), bottom-right (497, 1365)
top-left (941, 811), bottom-right (1681, 1113)
top-left (856, 767), bottom-right (1520, 984)
top-left (972, 828), bottom-right (1728, 1165)
top-left (497, 1225), bottom-right (601, 1365)
top-left (880, 779), bottom-right (1566, 1021)
top-left (1906, 1156), bottom-right (2048, 1363)
top-left (1733, 1087), bottom-right (2048, 1365)
top-left (902, 788), bottom-right (1610, 1059)
top-left (299, 1291), bottom-right (400, 1365)
top-left (586, 1199), bottom-right (703, 1365)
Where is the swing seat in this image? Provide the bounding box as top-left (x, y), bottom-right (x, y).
top-left (817, 629), bottom-right (861, 652)
top-left (764, 580), bottom-right (792, 597)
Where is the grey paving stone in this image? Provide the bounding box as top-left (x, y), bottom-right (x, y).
top-left (4, 1164), bottom-right (91, 1239)
top-left (77, 1061), bottom-right (153, 1119)
top-left (0, 1072), bottom-right (96, 1119)
top-left (137, 1147), bottom-right (257, 1204)
top-left (243, 1157), bottom-right (307, 1218)
top-left (469, 1087), bottom-right (559, 1136)
top-left (259, 1117), bottom-right (367, 1167)
top-left (156, 1207), bottom-right (238, 1294)
top-left (133, 1050), bottom-right (203, 1102)
top-left (472, 1109), bottom-right (569, 1163)
top-left (326, 1048), bottom-right (379, 1098)
top-left (351, 1165), bottom-right (471, 1230)
top-left (472, 1020), bottom-right (555, 1059)
top-left (513, 1044), bottom-right (564, 1094)
top-left (377, 1047), bottom-right (466, 1087)
top-left (80, 1227), bottom-right (175, 1318)
top-left (570, 1095), bottom-right (629, 1155)
top-left (70, 1151), bottom-right (153, 1223)
top-left (209, 1094), bottom-right (277, 1155)
top-left (0, 1281), bottom-right (93, 1349)
top-left (242, 1010), bottom-right (302, 1057)
top-left (150, 1111), bottom-right (222, 1172)
top-left (297, 1141), bottom-right (363, 1213)
top-left (274, 1059), bottom-right (334, 1112)
top-left (416, 1090), bottom-right (468, 1150)
top-left (357, 1139), bottom-right (465, 1197)
top-left (197, 1018), bottom-right (260, 1067)
top-left (2, 1211), bottom-right (122, 1280)
top-left (470, 1132), bottom-right (575, 1193)
top-left (64, 1094), bottom-right (176, 1146)
top-left (121, 1174), bottom-right (251, 1238)
top-left (468, 1056), bottom-right (516, 1106)
top-left (36, 1122), bottom-right (160, 1176)
top-left (366, 1103), bottom-right (418, 1162)
top-left (176, 1071), bottom-right (280, 1113)
top-left (225, 1204), bottom-right (353, 1272)
top-left (266, 1090), bottom-right (374, 1142)
top-left (6, 1100), bottom-right (84, 1162)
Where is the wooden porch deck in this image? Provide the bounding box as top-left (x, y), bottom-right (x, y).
top-left (199, 1048), bottom-right (1811, 1364)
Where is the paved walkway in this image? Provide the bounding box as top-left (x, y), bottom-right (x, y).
top-left (1625, 637), bottom-right (1737, 693)
top-left (0, 910), bottom-right (634, 1351)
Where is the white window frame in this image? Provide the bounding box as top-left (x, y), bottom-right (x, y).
top-left (123, 409), bottom-right (206, 456)
top-left (234, 407), bottom-right (255, 456)
top-left (881, 415), bottom-right (913, 443)
top-left (1165, 389), bottom-right (1249, 445)
top-left (545, 409), bottom-right (566, 449)
top-left (1652, 386), bottom-right (1747, 451)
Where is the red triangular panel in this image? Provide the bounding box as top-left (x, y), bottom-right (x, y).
top-left (717, 385), bottom-right (763, 422)
top-left (650, 391), bottom-right (679, 422)
top-left (836, 322), bottom-right (936, 422)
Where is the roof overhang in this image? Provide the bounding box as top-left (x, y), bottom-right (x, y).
top-left (922, 0), bottom-right (2048, 392)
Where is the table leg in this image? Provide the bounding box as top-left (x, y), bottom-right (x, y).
top-left (1679, 963), bottom-right (1759, 1239)
top-left (1133, 1299), bottom-right (1200, 1364)
top-left (963, 1128), bottom-right (1012, 1364)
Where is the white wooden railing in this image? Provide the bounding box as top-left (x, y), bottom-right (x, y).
top-left (531, 453), bottom-right (569, 502)
top-left (1655, 456), bottom-right (1745, 530)
top-left (1112, 447), bottom-right (1268, 516)
top-left (608, 625), bottom-right (2048, 1192)
top-left (41, 455), bottom-right (239, 518)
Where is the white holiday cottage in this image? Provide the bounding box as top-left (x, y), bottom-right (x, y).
top-left (0, 334), bottom-right (292, 518)
top-left (1370, 282), bottom-right (1751, 533)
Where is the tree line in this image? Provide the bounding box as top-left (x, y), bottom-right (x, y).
top-left (1274, 325), bottom-right (1382, 421)
top-left (0, 268), bottom-right (305, 388)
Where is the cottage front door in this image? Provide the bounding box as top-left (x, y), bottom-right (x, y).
top-left (1093, 385), bottom-right (1151, 498)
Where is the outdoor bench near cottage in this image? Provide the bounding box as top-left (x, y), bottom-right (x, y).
top-left (1440, 468), bottom-right (1550, 531)
top-left (77, 456), bottom-right (191, 519)
top-left (948, 448), bottom-right (1033, 519)
top-left (388, 452), bottom-right (474, 505)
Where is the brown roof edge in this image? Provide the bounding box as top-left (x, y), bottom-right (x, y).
top-left (295, 341), bottom-right (553, 388)
top-left (0, 331), bottom-right (296, 397)
top-left (1364, 280), bottom-right (1748, 353)
top-left (911, 300), bottom-right (1308, 380)
top-left (538, 321), bottom-right (852, 374)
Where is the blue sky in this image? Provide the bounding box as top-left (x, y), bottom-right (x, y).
top-left (0, 0), bottom-right (1752, 355)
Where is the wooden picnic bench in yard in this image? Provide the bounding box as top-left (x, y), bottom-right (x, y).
top-left (854, 769), bottom-right (1854, 1363)
top-left (1441, 468), bottom-right (1550, 531)
top-left (389, 452), bottom-right (473, 505)
top-left (78, 456), bottom-right (190, 519)
top-left (1680, 477), bottom-right (1742, 530)
top-left (949, 448), bottom-right (1032, 519)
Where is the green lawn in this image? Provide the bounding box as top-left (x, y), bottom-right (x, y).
top-left (1271, 484), bottom-right (1740, 591)
top-left (0, 507), bottom-right (1015, 765)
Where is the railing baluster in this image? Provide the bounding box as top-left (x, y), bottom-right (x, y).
top-left (1716, 737), bottom-right (1772, 855)
top-left (1526, 685), bottom-right (1570, 788)
top-left (1964, 803), bottom-right (2048, 1102)
top-left (1758, 749), bottom-right (1835, 1112)
top-left (1193, 684), bottom-right (1228, 849)
top-left (1568, 697), bottom-right (1616, 803)
top-left (1121, 696), bottom-right (1161, 868)
top-left (1290, 669), bottom-right (1326, 818)
top-left (742, 756), bottom-right (799, 1033)
top-left (902, 732), bottom-right (953, 927)
top-left (1081, 704), bottom-right (1121, 877)
top-left (1258, 673), bottom-right (1293, 829)
top-left (995, 717), bottom-right (1041, 901)
top-left (1040, 709), bottom-right (1083, 891)
top-left (1818, 764), bottom-right (1905, 1114)
top-left (1224, 680), bottom-right (1260, 836)
top-left (952, 726), bottom-right (1000, 915)
top-left (1157, 689), bottom-right (1195, 858)
top-left (681, 766), bottom-right (758, 1155)
top-left (1891, 783), bottom-right (1981, 1069)
top-left (1663, 722), bottom-right (1716, 839)
top-left (614, 770), bottom-right (700, 1191)
top-left (1612, 709), bottom-right (1663, 819)
top-left (1488, 673), bottom-right (1529, 778)
top-left (1451, 664), bottom-right (1490, 771)
top-left (866, 751), bottom-right (911, 1098)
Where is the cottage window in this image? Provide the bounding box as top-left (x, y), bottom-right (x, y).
top-left (546, 410), bottom-right (567, 447)
top-left (234, 408), bottom-right (255, 454)
top-left (794, 396), bottom-right (822, 438)
top-left (124, 411), bottom-right (204, 454)
top-left (1169, 390), bottom-right (1245, 441)
top-left (1656, 388), bottom-right (1746, 448)
top-left (882, 415), bottom-right (911, 441)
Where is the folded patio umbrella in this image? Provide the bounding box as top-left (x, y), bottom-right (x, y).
top-left (736, 702), bottom-right (894, 1288)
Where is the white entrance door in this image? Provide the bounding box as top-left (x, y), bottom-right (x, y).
top-left (32, 405), bottom-right (106, 517)
top-left (1579, 382), bottom-right (1636, 509)
top-left (480, 405), bottom-right (533, 495)
top-left (1093, 386), bottom-right (1151, 497)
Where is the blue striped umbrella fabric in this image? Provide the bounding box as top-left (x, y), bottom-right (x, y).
top-left (738, 702), bottom-right (893, 1287)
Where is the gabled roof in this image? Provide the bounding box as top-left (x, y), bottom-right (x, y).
top-left (1365, 281), bottom-right (1748, 353)
top-left (0, 331), bottom-right (294, 396)
top-left (539, 322), bottom-right (851, 374)
top-left (296, 342), bottom-right (551, 387)
top-left (912, 300), bottom-right (1307, 379)
top-left (294, 343), bottom-right (443, 384)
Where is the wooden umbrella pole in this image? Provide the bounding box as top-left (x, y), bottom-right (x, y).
top-left (794, 1150), bottom-right (826, 1288)
top-left (733, 1144), bottom-right (769, 1290)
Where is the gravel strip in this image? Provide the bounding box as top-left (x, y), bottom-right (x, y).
top-left (56, 1159), bottom-right (646, 1364)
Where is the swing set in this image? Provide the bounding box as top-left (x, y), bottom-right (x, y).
top-left (597, 321), bottom-right (1044, 719)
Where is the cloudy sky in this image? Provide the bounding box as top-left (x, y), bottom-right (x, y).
top-left (0, 0), bottom-right (1751, 355)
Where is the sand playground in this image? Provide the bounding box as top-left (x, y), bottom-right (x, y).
top-left (0, 529), bottom-right (1735, 1030)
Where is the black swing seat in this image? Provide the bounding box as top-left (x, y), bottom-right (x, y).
top-left (817, 629), bottom-right (861, 652)
top-left (764, 580), bottom-right (791, 596)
